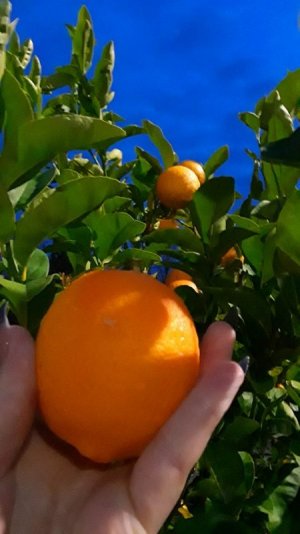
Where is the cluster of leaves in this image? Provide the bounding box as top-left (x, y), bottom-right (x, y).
top-left (0, 2), bottom-right (300, 532)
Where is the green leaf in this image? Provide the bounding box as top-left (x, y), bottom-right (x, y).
top-left (276, 69), bottom-right (300, 113)
top-left (112, 248), bottom-right (160, 267)
top-left (204, 145), bottom-right (229, 178)
top-left (259, 467), bottom-right (300, 531)
top-left (26, 274), bottom-right (56, 302)
top-left (85, 212), bottom-right (145, 261)
top-left (276, 190), bottom-right (300, 266)
top-left (221, 416), bottom-right (260, 443)
top-left (0, 69), bottom-right (34, 160)
top-left (239, 112), bottom-right (260, 133)
top-left (19, 38), bottom-right (33, 69)
top-left (8, 168), bottom-right (57, 208)
top-left (41, 69), bottom-right (78, 92)
top-left (189, 177), bottom-right (235, 244)
top-left (18, 115), bottom-right (125, 169)
top-left (229, 215), bottom-right (260, 233)
top-left (241, 235), bottom-right (263, 275)
top-left (143, 119), bottom-right (177, 168)
top-left (0, 116), bottom-right (125, 190)
top-left (101, 195), bottom-right (131, 213)
top-left (238, 451), bottom-right (256, 497)
top-left (261, 227), bottom-right (277, 284)
top-left (13, 176), bottom-right (126, 266)
top-left (205, 442), bottom-right (246, 504)
top-left (29, 55), bottom-right (42, 87)
top-left (70, 5), bottom-right (95, 74)
top-left (0, 185), bottom-right (15, 242)
top-left (0, 276), bottom-right (27, 326)
top-left (135, 147), bottom-right (162, 174)
top-left (261, 128), bottom-right (300, 167)
top-left (207, 286), bottom-right (272, 336)
top-left (25, 249), bottom-right (49, 281)
top-left (144, 228), bottom-right (204, 254)
top-left (0, 0), bottom-right (12, 79)
top-left (93, 40), bottom-right (115, 108)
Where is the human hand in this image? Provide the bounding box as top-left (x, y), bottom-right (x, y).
top-left (0, 310), bottom-right (245, 534)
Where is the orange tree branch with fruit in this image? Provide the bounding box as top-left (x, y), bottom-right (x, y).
top-left (0, 2), bottom-right (300, 532)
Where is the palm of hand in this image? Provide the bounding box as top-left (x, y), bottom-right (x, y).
top-left (0, 322), bottom-right (244, 534)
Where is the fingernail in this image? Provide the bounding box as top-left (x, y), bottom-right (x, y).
top-left (238, 356), bottom-right (250, 374)
top-left (0, 301), bottom-right (9, 328)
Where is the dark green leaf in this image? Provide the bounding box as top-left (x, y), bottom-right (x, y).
top-left (144, 228), bottom-right (204, 254)
top-left (259, 467), bottom-right (300, 531)
top-left (207, 286), bottom-right (272, 336)
top-left (261, 128), bottom-right (300, 167)
top-left (112, 248), bottom-right (160, 267)
top-left (221, 416), bottom-right (260, 443)
top-left (205, 442), bottom-right (246, 503)
top-left (0, 185), bottom-right (15, 242)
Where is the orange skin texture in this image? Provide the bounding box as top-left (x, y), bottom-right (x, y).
top-left (157, 218), bottom-right (179, 230)
top-left (165, 269), bottom-right (199, 293)
top-left (36, 269), bottom-right (200, 464)
top-left (156, 165), bottom-right (200, 209)
top-left (180, 160), bottom-right (206, 185)
top-left (220, 247), bottom-right (244, 267)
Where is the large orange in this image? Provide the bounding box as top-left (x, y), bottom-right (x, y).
top-left (156, 165), bottom-right (200, 209)
top-left (36, 269), bottom-right (200, 463)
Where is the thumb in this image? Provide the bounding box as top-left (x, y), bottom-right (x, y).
top-left (0, 308), bottom-right (36, 478)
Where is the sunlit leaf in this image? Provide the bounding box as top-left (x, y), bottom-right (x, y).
top-left (14, 176), bottom-right (126, 266)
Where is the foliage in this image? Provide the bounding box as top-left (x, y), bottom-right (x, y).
top-left (0, 2), bottom-right (299, 532)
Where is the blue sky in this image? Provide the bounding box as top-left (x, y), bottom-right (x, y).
top-left (13, 0), bottom-right (300, 197)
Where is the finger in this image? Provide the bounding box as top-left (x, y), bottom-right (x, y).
top-left (130, 360), bottom-right (244, 533)
top-left (200, 321), bottom-right (236, 374)
top-left (0, 322), bottom-right (36, 478)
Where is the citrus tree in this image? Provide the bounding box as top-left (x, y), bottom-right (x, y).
top-left (0, 2), bottom-right (300, 532)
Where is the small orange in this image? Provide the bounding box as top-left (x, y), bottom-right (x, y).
top-left (36, 269), bottom-right (200, 463)
top-left (156, 165), bottom-right (200, 209)
top-left (220, 247), bottom-right (244, 267)
top-left (165, 268), bottom-right (199, 293)
top-left (180, 160), bottom-right (206, 185)
top-left (157, 218), bottom-right (179, 230)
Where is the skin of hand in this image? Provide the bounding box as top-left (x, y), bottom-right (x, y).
top-left (0, 318), bottom-right (245, 534)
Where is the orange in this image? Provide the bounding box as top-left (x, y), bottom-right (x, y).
top-left (165, 268), bottom-right (199, 293)
top-left (157, 218), bottom-right (179, 230)
top-left (180, 160), bottom-right (206, 185)
top-left (156, 165), bottom-right (200, 209)
top-left (220, 247), bottom-right (244, 267)
top-left (36, 269), bottom-right (200, 463)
